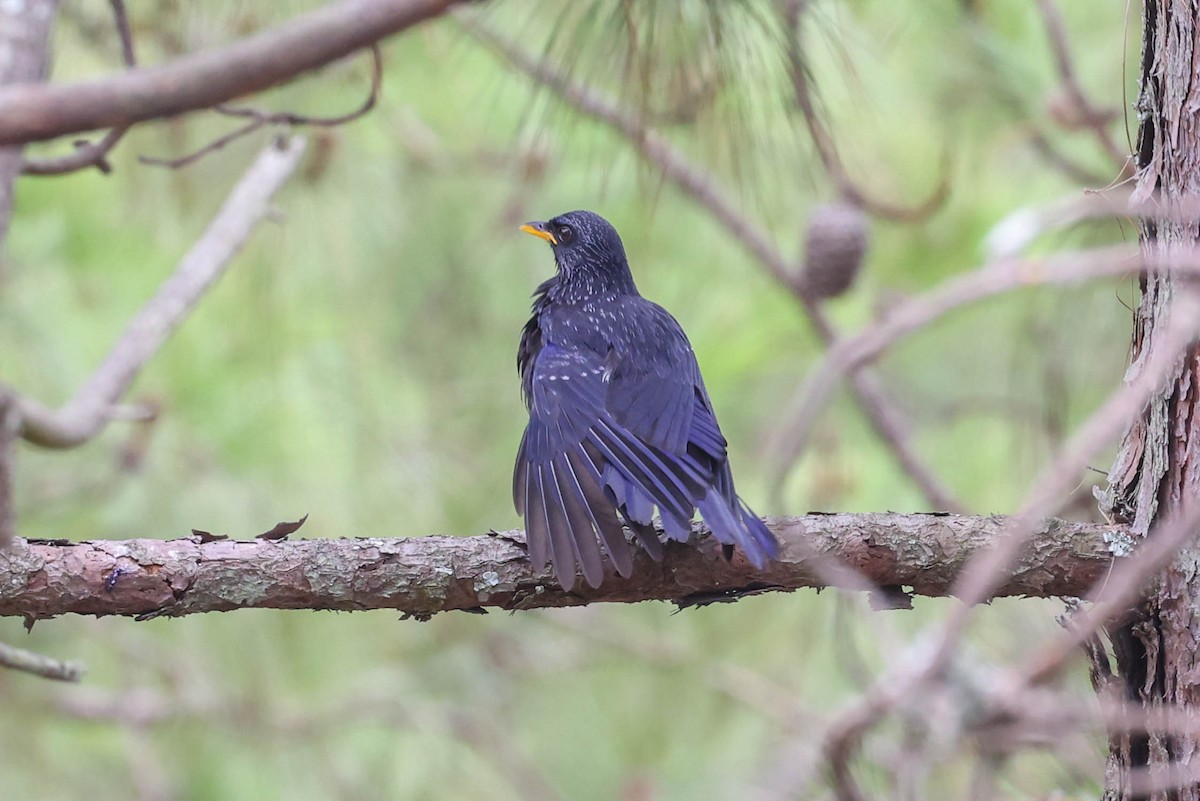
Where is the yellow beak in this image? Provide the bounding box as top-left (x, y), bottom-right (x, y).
top-left (520, 223), bottom-right (557, 245)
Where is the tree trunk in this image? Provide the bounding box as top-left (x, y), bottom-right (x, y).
top-left (1098, 3), bottom-right (1200, 798)
top-left (0, 1), bottom-right (57, 545)
top-left (0, 0), bottom-right (57, 252)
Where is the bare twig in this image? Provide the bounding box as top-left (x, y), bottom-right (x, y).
top-left (836, 372), bottom-right (962, 511)
top-left (109, 0), bottom-right (135, 67)
top-left (769, 245), bottom-right (1198, 477)
top-left (216, 44), bottom-right (382, 127)
top-left (140, 44), bottom-right (382, 169)
top-left (1062, 697), bottom-right (1200, 741)
top-left (1127, 762), bottom-right (1200, 797)
top-left (773, 245), bottom-right (1135, 472)
top-left (984, 189), bottom-right (1200, 259)
top-left (1019, 500), bottom-right (1200, 686)
top-left (0, 513), bottom-right (1121, 620)
top-left (983, 188), bottom-right (1131, 259)
top-left (459, 8), bottom-right (788, 286)
top-left (799, 290), bottom-right (1200, 796)
top-left (20, 0), bottom-right (137, 176)
top-left (977, 31), bottom-right (1117, 188)
top-left (920, 290), bottom-right (1200, 683)
top-left (1033, 0), bottom-right (1128, 167)
top-left (14, 135), bottom-right (308, 449)
top-left (822, 659), bottom-right (924, 801)
top-left (0, 0), bottom-right (462, 146)
top-left (782, 0), bottom-right (951, 224)
top-left (948, 289), bottom-right (1198, 596)
top-left (139, 117), bottom-right (272, 171)
top-left (0, 639), bottom-right (85, 682)
top-left (459, 11), bottom-right (964, 513)
top-left (21, 126), bottom-right (130, 175)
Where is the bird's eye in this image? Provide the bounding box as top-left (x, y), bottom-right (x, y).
top-left (556, 225), bottom-right (574, 244)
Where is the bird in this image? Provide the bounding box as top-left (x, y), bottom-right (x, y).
top-left (513, 209), bottom-right (779, 590)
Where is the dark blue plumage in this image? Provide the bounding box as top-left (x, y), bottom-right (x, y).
top-left (515, 210), bottom-right (779, 589)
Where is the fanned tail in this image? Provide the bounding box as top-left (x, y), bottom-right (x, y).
top-left (697, 489), bottom-right (779, 569)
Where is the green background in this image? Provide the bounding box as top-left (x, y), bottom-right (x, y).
top-left (1, 1), bottom-right (1134, 798)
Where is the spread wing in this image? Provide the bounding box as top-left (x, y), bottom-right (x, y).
top-left (514, 306), bottom-right (777, 590)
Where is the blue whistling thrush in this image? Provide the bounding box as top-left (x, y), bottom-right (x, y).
top-left (514, 210), bottom-right (779, 590)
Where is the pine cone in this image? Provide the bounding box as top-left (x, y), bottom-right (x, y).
top-left (797, 203), bottom-right (869, 301)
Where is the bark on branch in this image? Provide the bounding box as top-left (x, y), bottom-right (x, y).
top-left (0, 514), bottom-right (1124, 621)
top-left (15, 135), bottom-right (307, 448)
top-left (0, 0), bottom-right (463, 146)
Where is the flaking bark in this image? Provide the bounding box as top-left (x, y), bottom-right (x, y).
top-left (1098, 3), bottom-right (1200, 798)
top-left (0, 514), bottom-right (1122, 621)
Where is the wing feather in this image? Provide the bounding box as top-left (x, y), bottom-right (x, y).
top-left (549, 458), bottom-right (605, 587)
top-left (539, 462), bottom-right (581, 589)
top-left (525, 463), bottom-right (550, 574)
top-left (568, 447), bottom-right (634, 576)
top-left (514, 300), bottom-right (777, 589)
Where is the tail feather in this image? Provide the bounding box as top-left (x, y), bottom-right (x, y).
top-left (737, 499), bottom-right (780, 561)
top-left (602, 465), bottom-right (676, 561)
top-left (698, 488), bottom-right (776, 569)
top-left (660, 510), bottom-right (692, 542)
top-left (618, 509), bottom-right (664, 562)
top-left (524, 464), bottom-right (551, 575)
top-left (552, 456), bottom-right (605, 588)
top-left (537, 463), bottom-right (577, 589)
top-left (568, 449), bottom-right (634, 577)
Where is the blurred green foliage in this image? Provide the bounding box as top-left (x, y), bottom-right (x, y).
top-left (0, 1), bottom-right (1136, 798)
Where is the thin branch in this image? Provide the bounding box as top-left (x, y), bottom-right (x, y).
top-left (216, 44), bottom-right (383, 127)
top-left (794, 288), bottom-right (1200, 796)
top-left (769, 245), bottom-right (1196, 476)
top-left (1019, 500), bottom-right (1200, 685)
top-left (0, 639), bottom-right (85, 682)
top-left (109, 0), bottom-right (135, 67)
top-left (21, 0), bottom-right (137, 176)
top-left (459, 11), bottom-right (964, 513)
top-left (14, 135), bottom-right (308, 449)
top-left (0, 0), bottom-right (462, 146)
top-left (782, 0), bottom-right (951, 224)
top-left (21, 125), bottom-right (131, 176)
top-left (982, 189), bottom-right (1200, 258)
top-left (0, 513), bottom-right (1122, 620)
top-left (824, 679), bottom-right (897, 801)
top-left (927, 289), bottom-right (1200, 665)
top-left (1032, 0), bottom-right (1128, 167)
top-left (138, 118), bottom-right (270, 171)
top-left (140, 44), bottom-right (383, 170)
top-left (983, 188), bottom-right (1132, 260)
top-left (459, 7), bottom-right (789, 286)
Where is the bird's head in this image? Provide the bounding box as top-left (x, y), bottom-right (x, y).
top-left (521, 210), bottom-right (637, 297)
